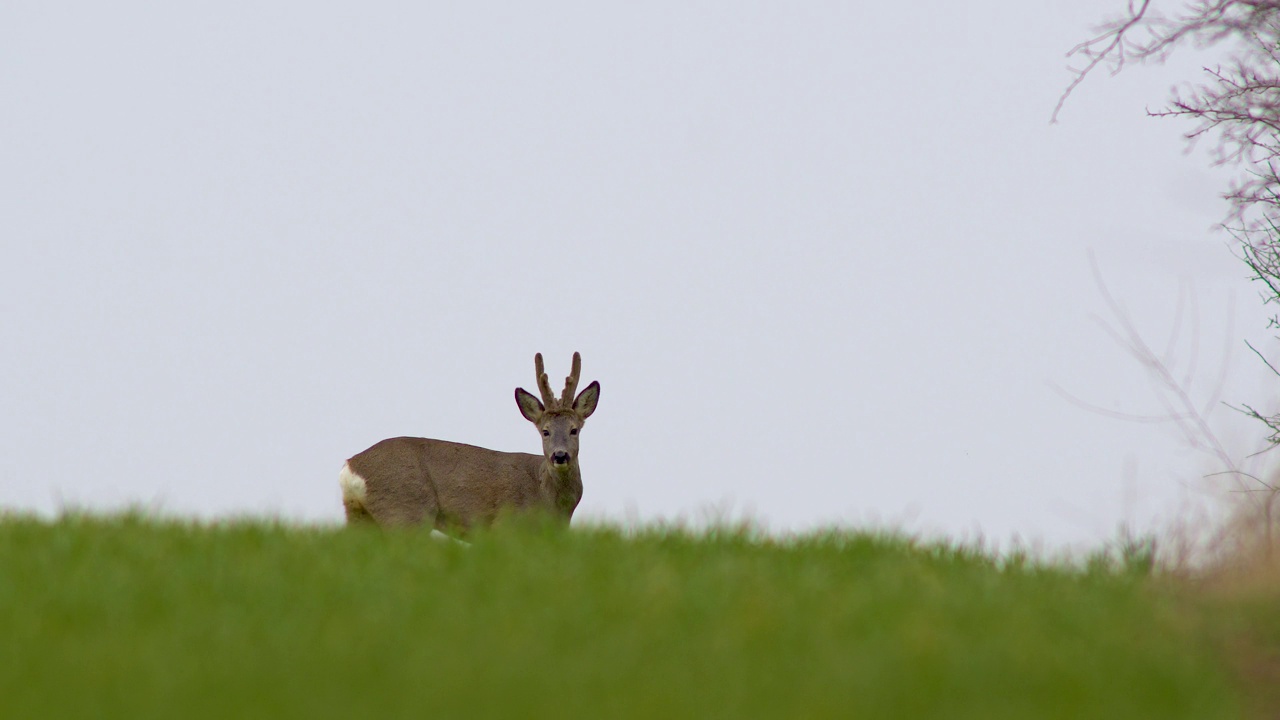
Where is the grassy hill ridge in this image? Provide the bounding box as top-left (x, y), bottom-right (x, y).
top-left (0, 513), bottom-right (1270, 719)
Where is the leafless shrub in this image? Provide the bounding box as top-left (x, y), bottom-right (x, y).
top-left (1059, 4), bottom-right (1280, 548)
top-left (1052, 253), bottom-right (1279, 563)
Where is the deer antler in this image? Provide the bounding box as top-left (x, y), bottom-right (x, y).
top-left (532, 352), bottom-right (584, 410)
top-left (562, 352), bottom-right (581, 406)
top-left (534, 353), bottom-right (557, 407)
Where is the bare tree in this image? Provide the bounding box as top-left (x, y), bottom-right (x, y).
top-left (1058, 1), bottom-right (1280, 443)
top-left (1057, 2), bottom-right (1280, 558)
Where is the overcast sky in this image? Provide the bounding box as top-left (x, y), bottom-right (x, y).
top-left (2, 1), bottom-right (1275, 547)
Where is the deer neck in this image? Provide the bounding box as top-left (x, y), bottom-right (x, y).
top-left (539, 459), bottom-right (583, 517)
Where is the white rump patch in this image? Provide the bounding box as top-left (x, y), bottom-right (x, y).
top-left (338, 462), bottom-right (367, 505)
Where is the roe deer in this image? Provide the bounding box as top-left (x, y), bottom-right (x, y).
top-left (339, 352), bottom-right (601, 532)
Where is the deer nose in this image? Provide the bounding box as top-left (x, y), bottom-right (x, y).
top-left (551, 451), bottom-right (570, 465)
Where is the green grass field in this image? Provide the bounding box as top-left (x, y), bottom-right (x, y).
top-left (0, 513), bottom-right (1272, 719)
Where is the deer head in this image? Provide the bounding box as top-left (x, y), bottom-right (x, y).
top-left (514, 352), bottom-right (600, 470)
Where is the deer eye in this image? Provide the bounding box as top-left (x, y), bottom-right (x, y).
top-left (569, 428), bottom-right (579, 436)
top-left (542, 430), bottom-right (550, 437)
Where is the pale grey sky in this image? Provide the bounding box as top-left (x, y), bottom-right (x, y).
top-left (2, 1), bottom-right (1274, 546)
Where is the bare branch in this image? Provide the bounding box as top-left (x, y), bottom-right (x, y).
top-left (1245, 337), bottom-right (1280, 375)
top-left (1053, 0), bottom-right (1155, 124)
top-left (1069, 253), bottom-right (1253, 494)
top-left (1047, 381), bottom-right (1193, 423)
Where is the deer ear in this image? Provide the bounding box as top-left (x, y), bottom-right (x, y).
top-left (515, 387), bottom-right (544, 423)
top-left (573, 381), bottom-right (600, 419)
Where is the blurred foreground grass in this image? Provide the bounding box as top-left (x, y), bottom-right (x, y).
top-left (0, 513), bottom-right (1273, 719)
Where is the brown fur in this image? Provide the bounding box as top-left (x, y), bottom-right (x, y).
top-left (345, 437), bottom-right (582, 531)
top-left (341, 352), bottom-right (599, 532)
